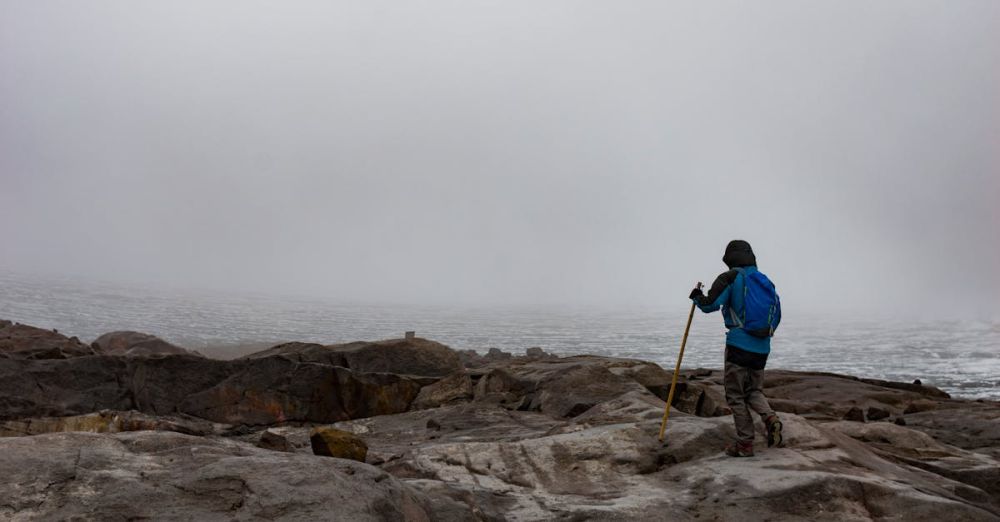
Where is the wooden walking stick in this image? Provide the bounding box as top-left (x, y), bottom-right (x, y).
top-left (658, 281), bottom-right (702, 442)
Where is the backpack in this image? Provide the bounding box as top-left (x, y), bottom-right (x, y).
top-left (732, 268), bottom-right (781, 338)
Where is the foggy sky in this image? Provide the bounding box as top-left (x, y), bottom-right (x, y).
top-left (1, 1), bottom-right (998, 319)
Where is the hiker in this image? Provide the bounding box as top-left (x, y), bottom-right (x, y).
top-left (689, 239), bottom-right (783, 457)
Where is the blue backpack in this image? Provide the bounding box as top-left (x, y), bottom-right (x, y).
top-left (733, 268), bottom-right (781, 338)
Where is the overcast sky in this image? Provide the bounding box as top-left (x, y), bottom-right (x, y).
top-left (1, 1), bottom-right (998, 319)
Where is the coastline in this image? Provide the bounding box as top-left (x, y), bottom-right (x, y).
top-left (1, 319), bottom-right (998, 520)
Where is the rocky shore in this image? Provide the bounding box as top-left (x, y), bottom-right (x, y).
top-left (1, 319), bottom-right (998, 521)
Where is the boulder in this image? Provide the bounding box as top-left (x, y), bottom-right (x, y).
top-left (671, 381), bottom-right (731, 417)
top-left (843, 406), bottom-right (866, 422)
top-left (472, 356), bottom-right (665, 418)
top-left (92, 331), bottom-right (199, 357)
top-left (311, 427), bottom-right (368, 462)
top-left (244, 338), bottom-right (463, 377)
top-left (530, 364), bottom-right (649, 418)
top-left (485, 347), bottom-right (512, 359)
top-left (0, 431), bottom-right (433, 521)
top-left (867, 406), bottom-right (891, 421)
top-left (525, 347), bottom-right (555, 358)
top-left (410, 371), bottom-right (473, 410)
top-left (0, 319), bottom-right (96, 359)
top-left (604, 358), bottom-right (675, 399)
top-left (257, 429), bottom-right (295, 452)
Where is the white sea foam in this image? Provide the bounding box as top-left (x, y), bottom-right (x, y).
top-left (1, 271), bottom-right (997, 399)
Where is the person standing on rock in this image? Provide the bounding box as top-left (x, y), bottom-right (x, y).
top-left (689, 239), bottom-right (783, 457)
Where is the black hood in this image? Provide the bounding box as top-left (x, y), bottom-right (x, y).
top-left (723, 240), bottom-right (756, 268)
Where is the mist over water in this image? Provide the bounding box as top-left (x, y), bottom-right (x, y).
top-left (2, 2), bottom-right (998, 404)
top-left (2, 270), bottom-right (997, 400)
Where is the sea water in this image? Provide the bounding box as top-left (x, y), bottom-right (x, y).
top-left (1, 270), bottom-right (997, 400)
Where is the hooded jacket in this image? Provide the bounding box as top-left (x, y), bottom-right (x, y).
top-left (692, 240), bottom-right (771, 355)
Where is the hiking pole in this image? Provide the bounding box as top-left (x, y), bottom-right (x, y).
top-left (658, 281), bottom-right (702, 443)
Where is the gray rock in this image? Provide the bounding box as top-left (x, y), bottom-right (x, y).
top-left (257, 429), bottom-right (294, 452)
top-left (335, 394), bottom-right (1000, 521)
top-left (472, 356), bottom-right (664, 418)
top-left (411, 371), bottom-right (473, 410)
top-left (0, 431), bottom-right (434, 521)
top-left (525, 346), bottom-right (554, 358)
top-left (485, 347), bottom-right (512, 360)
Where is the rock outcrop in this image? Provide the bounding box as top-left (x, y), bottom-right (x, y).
top-left (0, 320), bottom-right (96, 359)
top-left (0, 348), bottom-right (423, 425)
top-left (410, 371), bottom-right (474, 410)
top-left (0, 431), bottom-right (434, 521)
top-left (92, 330), bottom-right (201, 357)
top-left (243, 338), bottom-right (463, 377)
top-left (332, 390), bottom-right (1000, 521)
top-left (1, 319), bottom-right (998, 521)
top-left (0, 409), bottom-right (217, 437)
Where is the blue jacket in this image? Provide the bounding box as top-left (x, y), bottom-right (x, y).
top-left (692, 265), bottom-right (771, 355)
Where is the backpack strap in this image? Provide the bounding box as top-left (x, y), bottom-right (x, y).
top-left (729, 267), bottom-right (746, 328)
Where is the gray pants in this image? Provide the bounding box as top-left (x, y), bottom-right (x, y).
top-left (724, 359), bottom-right (775, 443)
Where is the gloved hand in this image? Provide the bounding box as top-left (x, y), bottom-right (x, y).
top-left (689, 286), bottom-right (704, 300)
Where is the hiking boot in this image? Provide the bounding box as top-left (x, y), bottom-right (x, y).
top-left (724, 440), bottom-right (754, 457)
top-left (765, 415), bottom-right (783, 448)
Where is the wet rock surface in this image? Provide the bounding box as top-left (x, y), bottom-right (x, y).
top-left (1, 319), bottom-right (998, 521)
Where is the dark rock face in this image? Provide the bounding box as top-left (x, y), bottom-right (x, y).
top-left (244, 338), bottom-right (463, 377)
top-left (867, 406), bottom-right (891, 421)
top-left (0, 353), bottom-right (422, 425)
top-left (92, 330), bottom-right (200, 357)
top-left (180, 361), bottom-right (422, 425)
top-left (0, 320), bottom-right (96, 359)
top-left (843, 406), bottom-right (866, 422)
top-left (672, 381), bottom-right (731, 417)
top-left (0, 356), bottom-right (133, 419)
top-left (244, 337), bottom-right (463, 377)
